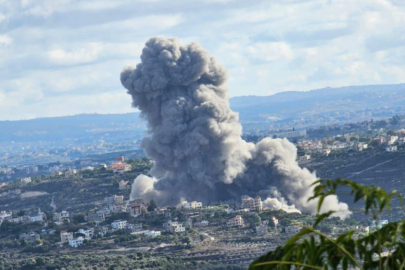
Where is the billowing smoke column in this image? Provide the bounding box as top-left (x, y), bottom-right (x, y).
top-left (121, 37), bottom-right (351, 218)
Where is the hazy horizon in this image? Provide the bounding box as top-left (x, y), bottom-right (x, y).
top-left (0, 82), bottom-right (404, 122)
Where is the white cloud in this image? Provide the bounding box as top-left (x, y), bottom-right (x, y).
top-left (48, 43), bottom-right (104, 65)
top-left (247, 42), bottom-right (294, 62)
top-left (0, 35), bottom-right (12, 46)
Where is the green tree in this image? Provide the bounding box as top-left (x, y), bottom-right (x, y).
top-left (147, 199), bottom-right (158, 212)
top-left (250, 215), bottom-right (262, 229)
top-left (182, 236), bottom-right (191, 246)
top-left (250, 178), bottom-right (405, 270)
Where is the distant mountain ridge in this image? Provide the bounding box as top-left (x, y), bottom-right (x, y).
top-left (230, 83), bottom-right (405, 125)
top-left (1, 83), bottom-right (404, 143)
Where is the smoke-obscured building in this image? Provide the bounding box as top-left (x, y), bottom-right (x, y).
top-left (241, 195), bottom-right (263, 211)
top-left (178, 201), bottom-right (203, 210)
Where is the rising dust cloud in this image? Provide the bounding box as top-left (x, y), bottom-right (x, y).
top-left (121, 37), bottom-right (350, 218)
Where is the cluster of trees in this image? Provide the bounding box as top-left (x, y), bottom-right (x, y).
top-left (250, 178), bottom-right (405, 270)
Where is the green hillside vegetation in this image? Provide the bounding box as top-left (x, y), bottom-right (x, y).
top-left (250, 179), bottom-right (405, 270)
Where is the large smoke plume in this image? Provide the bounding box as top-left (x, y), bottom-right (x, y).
top-left (121, 37), bottom-right (350, 218)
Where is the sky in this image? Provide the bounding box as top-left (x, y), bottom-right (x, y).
top-left (0, 0), bottom-right (405, 120)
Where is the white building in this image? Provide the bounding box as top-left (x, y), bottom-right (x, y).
top-left (69, 236), bottom-right (84, 248)
top-left (20, 177), bottom-right (32, 184)
top-left (30, 215), bottom-right (43, 222)
top-left (227, 215), bottom-right (244, 227)
top-left (60, 231), bottom-right (73, 244)
top-left (144, 230), bottom-right (161, 237)
top-left (77, 228), bottom-right (94, 239)
top-left (241, 196), bottom-right (262, 211)
top-left (386, 145), bottom-right (397, 152)
top-left (387, 136), bottom-right (398, 145)
top-left (0, 211), bottom-right (12, 224)
top-left (111, 220), bottom-right (127, 230)
top-left (81, 166), bottom-right (94, 171)
top-left (179, 201), bottom-right (203, 210)
top-left (298, 155), bottom-right (311, 164)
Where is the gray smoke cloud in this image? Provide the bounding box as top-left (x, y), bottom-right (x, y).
top-left (122, 37), bottom-right (351, 218)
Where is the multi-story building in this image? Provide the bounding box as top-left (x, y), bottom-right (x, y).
top-left (128, 203), bottom-right (147, 217)
top-left (241, 196), bottom-right (263, 211)
top-left (53, 210), bottom-right (70, 225)
top-left (163, 220), bottom-right (186, 233)
top-left (19, 232), bottom-right (40, 244)
top-left (111, 163), bottom-right (131, 173)
top-left (104, 195), bottom-right (124, 206)
top-left (77, 228), bottom-right (94, 239)
top-left (125, 223), bottom-right (143, 233)
top-left (98, 225), bottom-right (110, 236)
top-left (179, 201), bottom-right (203, 210)
top-left (387, 136), bottom-right (398, 145)
top-left (227, 215), bottom-right (244, 227)
top-left (85, 210), bottom-right (105, 224)
top-left (69, 236), bottom-right (84, 248)
top-left (60, 231), bottom-right (73, 244)
top-left (111, 220), bottom-right (127, 230)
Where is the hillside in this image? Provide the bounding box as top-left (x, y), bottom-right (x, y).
top-left (231, 84), bottom-right (405, 128)
top-left (0, 83), bottom-right (404, 143)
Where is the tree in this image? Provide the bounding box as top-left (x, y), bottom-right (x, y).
top-left (73, 214), bottom-right (85, 224)
top-left (249, 215), bottom-right (261, 229)
top-left (147, 199), bottom-right (158, 212)
top-left (182, 236), bottom-right (191, 246)
top-left (250, 178), bottom-right (405, 270)
top-left (35, 257), bottom-right (46, 266)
